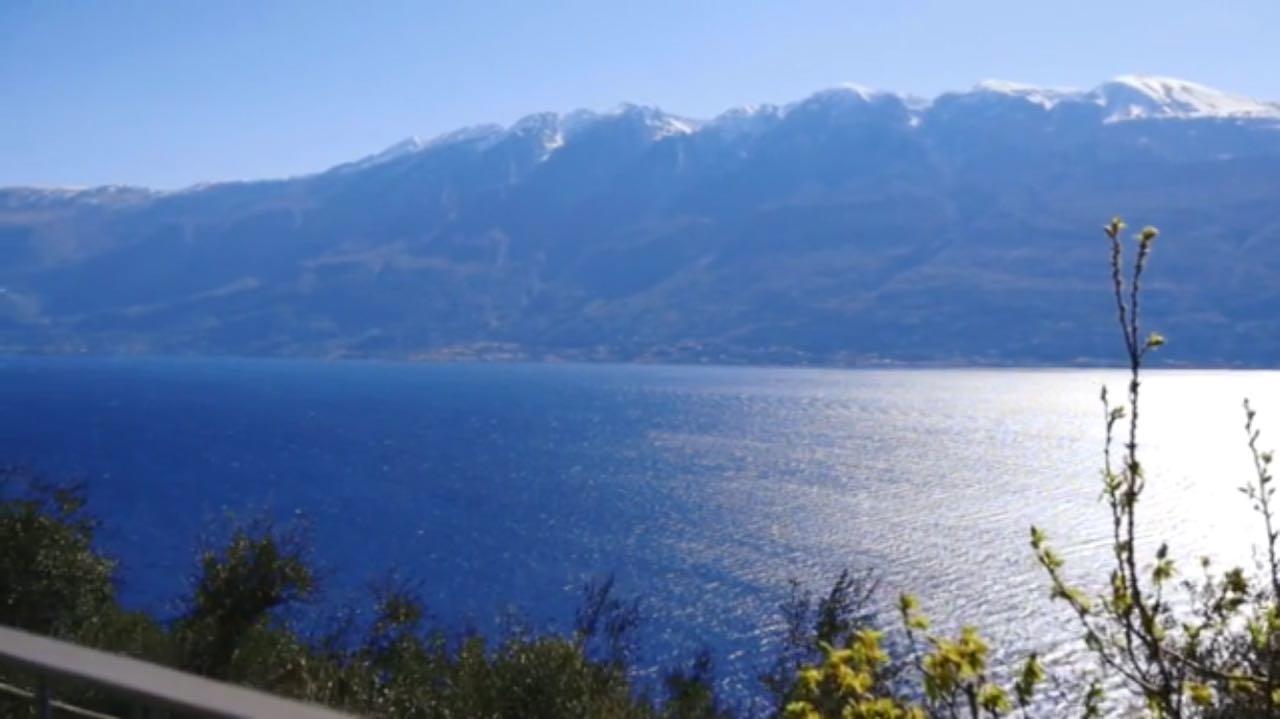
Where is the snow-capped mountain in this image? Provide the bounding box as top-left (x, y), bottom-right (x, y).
top-left (1096, 75), bottom-right (1280, 121)
top-left (340, 104), bottom-right (701, 175)
top-left (968, 80), bottom-right (1081, 110)
top-left (2, 76), bottom-right (1280, 365)
top-left (957, 75), bottom-right (1280, 120)
top-left (333, 136), bottom-right (429, 173)
top-left (334, 75), bottom-right (1280, 179)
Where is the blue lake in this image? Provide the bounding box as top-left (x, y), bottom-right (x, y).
top-left (2, 356), bottom-right (1279, 706)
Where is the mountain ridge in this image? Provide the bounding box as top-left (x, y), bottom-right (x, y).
top-left (2, 75), bottom-right (1279, 366)
top-left (9, 75), bottom-right (1279, 197)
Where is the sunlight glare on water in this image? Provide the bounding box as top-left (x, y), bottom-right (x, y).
top-left (1, 359), bottom-right (1278, 709)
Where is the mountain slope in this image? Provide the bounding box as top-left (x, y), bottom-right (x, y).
top-left (3, 76), bottom-right (1280, 365)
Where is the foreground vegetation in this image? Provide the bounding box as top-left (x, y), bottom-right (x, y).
top-left (780, 219), bottom-right (1280, 718)
top-left (0, 476), bottom-right (736, 717)
top-left (2, 218), bottom-right (1278, 717)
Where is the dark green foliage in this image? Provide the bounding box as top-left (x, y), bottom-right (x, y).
top-left (575, 575), bottom-right (644, 667)
top-left (0, 469), bottom-right (171, 717)
top-left (665, 650), bottom-right (734, 719)
top-left (0, 468), bottom-right (114, 639)
top-left (445, 633), bottom-right (646, 718)
top-left (176, 519), bottom-right (316, 678)
top-left (0, 484), bottom-right (725, 718)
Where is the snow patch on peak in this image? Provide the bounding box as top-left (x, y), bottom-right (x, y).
top-left (974, 79), bottom-right (1037, 93)
top-left (510, 112), bottom-right (560, 134)
top-left (612, 103), bottom-right (701, 137)
top-left (1096, 75), bottom-right (1280, 121)
top-left (383, 136), bottom-right (426, 153)
top-left (726, 103), bottom-right (783, 118)
top-left (335, 136), bottom-right (426, 173)
top-left (654, 115), bottom-right (699, 138)
top-left (424, 124), bottom-right (505, 148)
top-left (708, 104), bottom-right (783, 138)
top-left (802, 84), bottom-right (890, 107)
top-left (509, 112), bottom-right (566, 158)
top-left (560, 109), bottom-right (603, 137)
top-left (947, 76), bottom-right (1279, 121)
top-left (504, 105), bottom-right (697, 158)
top-left (336, 125), bottom-right (505, 174)
top-left (560, 104), bottom-right (700, 140)
top-left (0, 185), bottom-right (159, 206)
top-left (327, 74), bottom-right (1280, 181)
top-left (972, 80), bottom-right (1083, 109)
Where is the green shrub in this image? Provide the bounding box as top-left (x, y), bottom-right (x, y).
top-left (0, 469), bottom-right (114, 640)
top-left (175, 519), bottom-right (316, 679)
top-left (0, 491), bottom-right (722, 717)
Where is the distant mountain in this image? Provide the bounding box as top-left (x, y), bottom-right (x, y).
top-left (3, 76), bottom-right (1280, 366)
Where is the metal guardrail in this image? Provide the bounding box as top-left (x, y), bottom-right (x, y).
top-left (0, 625), bottom-right (356, 718)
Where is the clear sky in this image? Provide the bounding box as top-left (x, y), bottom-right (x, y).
top-left (3, 0), bottom-right (1278, 189)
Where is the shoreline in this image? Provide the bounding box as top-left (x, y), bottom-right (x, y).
top-left (0, 349), bottom-right (1274, 372)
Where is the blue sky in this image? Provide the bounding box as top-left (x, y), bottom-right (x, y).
top-left (3, 0), bottom-right (1278, 189)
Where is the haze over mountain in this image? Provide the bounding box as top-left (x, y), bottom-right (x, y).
top-left (3, 76), bottom-right (1280, 366)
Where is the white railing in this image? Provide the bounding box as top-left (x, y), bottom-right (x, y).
top-left (0, 625), bottom-right (356, 718)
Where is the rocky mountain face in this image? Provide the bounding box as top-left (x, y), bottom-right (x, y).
top-left (3, 76), bottom-right (1280, 365)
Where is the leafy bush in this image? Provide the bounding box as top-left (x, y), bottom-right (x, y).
top-left (175, 519), bottom-right (316, 678)
top-left (1030, 219), bottom-right (1280, 716)
top-left (780, 217), bottom-right (1280, 718)
top-left (0, 468), bottom-right (114, 640)
top-left (0, 487), bottom-right (723, 717)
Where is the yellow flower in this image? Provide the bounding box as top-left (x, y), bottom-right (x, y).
top-left (1187, 682), bottom-right (1214, 708)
